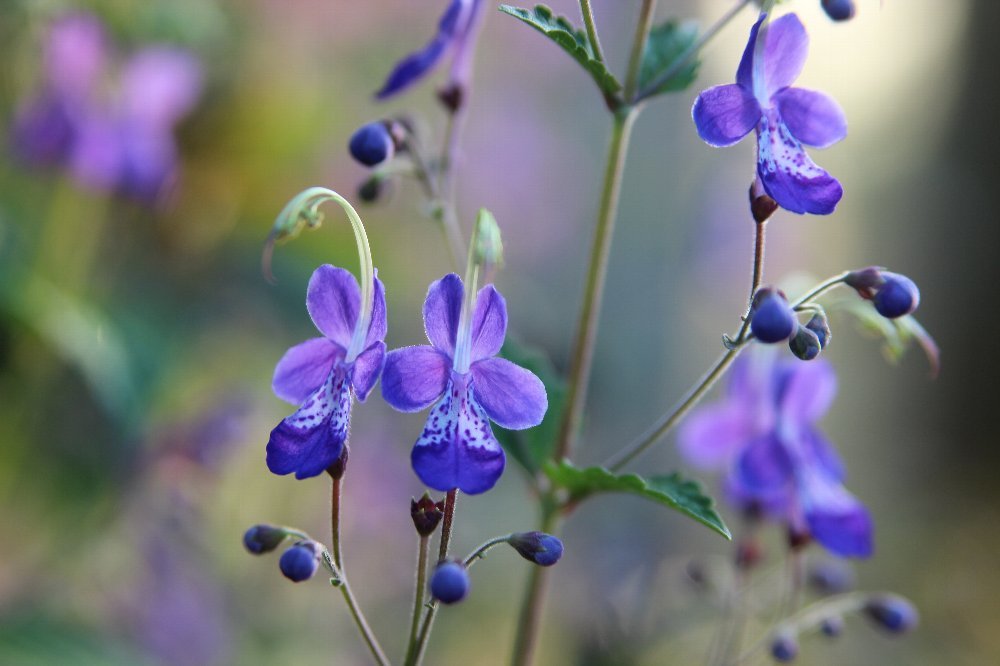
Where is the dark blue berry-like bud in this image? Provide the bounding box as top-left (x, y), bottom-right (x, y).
top-left (508, 532), bottom-right (564, 567)
top-left (279, 541), bottom-right (321, 583)
top-left (750, 288), bottom-right (797, 343)
top-left (789, 325), bottom-right (822, 361)
top-left (808, 560), bottom-right (855, 594)
top-left (864, 594), bottom-right (919, 634)
top-left (243, 524), bottom-right (287, 555)
top-left (349, 122), bottom-right (395, 167)
top-left (430, 561), bottom-right (469, 604)
top-left (805, 313), bottom-right (831, 349)
top-left (822, 0), bottom-right (856, 21)
top-left (821, 615), bottom-right (845, 638)
top-left (873, 273), bottom-right (920, 319)
top-left (770, 631), bottom-right (799, 662)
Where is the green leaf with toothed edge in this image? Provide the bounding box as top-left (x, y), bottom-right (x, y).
top-left (638, 20), bottom-right (701, 97)
top-left (498, 4), bottom-right (622, 97)
top-left (543, 460), bottom-right (731, 539)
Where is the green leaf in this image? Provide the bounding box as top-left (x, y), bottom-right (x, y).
top-left (498, 5), bottom-right (622, 97)
top-left (638, 20), bottom-right (700, 97)
top-left (544, 460), bottom-right (731, 539)
top-left (493, 340), bottom-right (565, 474)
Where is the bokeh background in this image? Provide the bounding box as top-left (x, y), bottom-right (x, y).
top-left (0, 0), bottom-right (996, 664)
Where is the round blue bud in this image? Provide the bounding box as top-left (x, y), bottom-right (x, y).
top-left (750, 289), bottom-right (797, 343)
top-left (279, 542), bottom-right (320, 583)
top-left (805, 313), bottom-right (831, 349)
top-left (865, 594), bottom-right (919, 634)
top-left (243, 524), bottom-right (287, 555)
top-left (770, 632), bottom-right (799, 662)
top-left (349, 122), bottom-right (394, 167)
top-left (430, 561), bottom-right (469, 605)
top-left (808, 560), bottom-right (854, 594)
top-left (873, 273), bottom-right (920, 319)
top-left (509, 532), bottom-right (564, 567)
top-left (821, 615), bottom-right (845, 638)
top-left (822, 0), bottom-right (856, 21)
top-left (789, 325), bottom-right (822, 361)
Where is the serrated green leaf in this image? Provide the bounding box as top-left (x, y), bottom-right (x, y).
top-left (498, 5), bottom-right (622, 97)
top-left (493, 340), bottom-right (565, 474)
top-left (638, 20), bottom-right (700, 97)
top-left (544, 460), bottom-right (731, 539)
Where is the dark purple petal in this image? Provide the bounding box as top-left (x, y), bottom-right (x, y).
top-left (10, 94), bottom-right (77, 165)
top-left (779, 357), bottom-right (837, 425)
top-left (120, 47), bottom-right (202, 130)
top-left (366, 273), bottom-right (388, 347)
top-left (267, 369), bottom-right (353, 479)
top-left (756, 111), bottom-right (843, 215)
top-left (352, 341), bottom-right (386, 402)
top-left (422, 273), bottom-right (463, 357)
top-left (692, 84), bottom-right (761, 147)
top-left (802, 429), bottom-right (846, 482)
top-left (734, 435), bottom-right (793, 494)
top-left (469, 285), bottom-right (507, 362)
top-left (469, 357), bottom-right (546, 430)
top-left (677, 403), bottom-right (755, 470)
top-left (272, 337), bottom-right (343, 404)
top-left (760, 14), bottom-right (809, 98)
top-left (800, 469), bottom-right (873, 558)
top-left (117, 122), bottom-right (178, 201)
top-left (736, 15), bottom-right (766, 90)
top-left (374, 0), bottom-right (467, 99)
top-left (411, 375), bottom-right (505, 494)
top-left (381, 346), bottom-right (451, 412)
top-left (307, 265), bottom-right (360, 348)
top-left (773, 87), bottom-right (846, 148)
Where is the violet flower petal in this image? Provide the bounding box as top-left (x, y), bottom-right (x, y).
top-left (469, 357), bottom-right (546, 430)
top-left (779, 358), bottom-right (837, 427)
top-left (692, 83), bottom-right (762, 147)
top-left (735, 15), bottom-right (765, 90)
top-left (45, 13), bottom-right (107, 100)
top-left (734, 434), bottom-right (794, 494)
top-left (267, 369), bottom-right (352, 479)
top-left (422, 273), bottom-right (463, 357)
top-left (352, 341), bottom-right (386, 402)
top-left (381, 345), bottom-right (451, 412)
top-left (469, 285), bottom-right (507, 362)
top-left (68, 113), bottom-right (123, 191)
top-left (800, 467), bottom-right (874, 558)
top-left (677, 403), bottom-right (755, 470)
top-left (756, 111), bottom-right (843, 215)
top-left (760, 14), bottom-right (809, 98)
top-left (773, 87), bottom-right (847, 148)
top-left (803, 429), bottom-right (847, 483)
top-left (411, 376), bottom-right (505, 494)
top-left (307, 265), bottom-right (360, 349)
top-left (365, 274), bottom-right (388, 348)
top-left (272, 337), bottom-right (343, 404)
top-left (120, 47), bottom-right (202, 130)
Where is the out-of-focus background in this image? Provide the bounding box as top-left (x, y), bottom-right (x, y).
top-left (0, 0), bottom-right (995, 664)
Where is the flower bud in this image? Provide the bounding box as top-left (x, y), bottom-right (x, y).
top-left (750, 288), bottom-right (797, 343)
top-left (808, 560), bottom-right (854, 594)
top-left (789, 325), bottom-right (822, 361)
top-left (749, 178), bottom-right (778, 223)
top-left (349, 121), bottom-right (395, 167)
top-left (411, 493), bottom-right (445, 537)
top-left (243, 524), bottom-right (287, 555)
top-left (864, 594), bottom-right (919, 634)
top-left (844, 266), bottom-right (885, 299)
top-left (473, 208), bottom-right (504, 271)
top-left (279, 541), bottom-right (321, 583)
top-left (821, 0), bottom-right (856, 21)
top-left (358, 175), bottom-right (386, 203)
top-left (508, 532), bottom-right (564, 567)
top-left (805, 313), bottom-right (831, 349)
top-left (821, 615), bottom-right (845, 638)
top-left (326, 444), bottom-right (349, 480)
top-left (872, 273), bottom-right (920, 319)
top-left (430, 561), bottom-right (469, 604)
top-left (735, 537), bottom-right (763, 571)
top-left (770, 630), bottom-right (799, 662)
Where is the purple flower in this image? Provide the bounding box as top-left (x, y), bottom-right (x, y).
top-left (678, 351), bottom-right (872, 557)
top-left (381, 274), bottom-right (546, 494)
top-left (375, 0), bottom-right (485, 100)
top-left (692, 13), bottom-right (846, 215)
top-left (267, 265), bottom-right (387, 479)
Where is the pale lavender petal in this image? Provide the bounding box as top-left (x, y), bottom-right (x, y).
top-left (381, 346), bottom-right (451, 412)
top-left (677, 403), bottom-right (755, 470)
top-left (120, 47), bottom-right (202, 130)
top-left (469, 357), bottom-right (546, 430)
top-left (307, 265), bottom-right (360, 348)
top-left (736, 15), bottom-right (765, 90)
top-left (692, 84), bottom-right (761, 147)
top-left (799, 468), bottom-right (873, 558)
top-left (447, 0), bottom-right (485, 87)
top-left (267, 369), bottom-right (352, 479)
top-left (272, 337), bottom-right (343, 404)
top-left (411, 375), bottom-right (505, 494)
top-left (68, 114), bottom-right (123, 191)
top-left (365, 273), bottom-right (388, 347)
top-left (779, 358), bottom-right (837, 425)
top-left (469, 285), bottom-right (507, 362)
top-left (773, 87), bottom-right (847, 148)
top-left (352, 341), bottom-right (386, 402)
top-left (45, 13), bottom-right (107, 100)
top-left (761, 14), bottom-right (809, 98)
top-left (756, 111), bottom-right (842, 215)
top-left (117, 122), bottom-right (178, 201)
top-left (422, 273), bottom-right (463, 357)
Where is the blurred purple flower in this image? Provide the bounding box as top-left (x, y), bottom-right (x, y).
top-left (10, 12), bottom-right (202, 203)
top-left (678, 351), bottom-right (872, 557)
top-left (692, 13), bottom-right (845, 214)
top-left (375, 0), bottom-right (485, 99)
top-left (381, 274), bottom-right (546, 494)
top-left (267, 265), bottom-right (387, 480)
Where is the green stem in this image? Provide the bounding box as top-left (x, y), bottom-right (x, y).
top-left (624, 0), bottom-right (658, 101)
top-left (509, 505), bottom-right (558, 666)
top-left (790, 273), bottom-right (849, 308)
top-left (463, 535), bottom-right (513, 566)
top-left (438, 489), bottom-right (458, 563)
top-left (555, 109), bottom-right (638, 462)
top-left (403, 535), bottom-right (430, 666)
top-left (578, 0), bottom-right (606, 63)
top-left (750, 220), bottom-right (766, 304)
